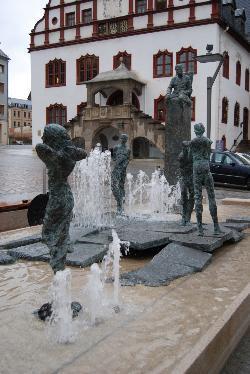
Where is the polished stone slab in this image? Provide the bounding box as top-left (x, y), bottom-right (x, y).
top-left (169, 225), bottom-right (234, 253)
top-left (120, 243), bottom-right (211, 286)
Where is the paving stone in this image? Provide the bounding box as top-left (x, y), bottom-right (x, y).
top-left (0, 234), bottom-right (42, 250)
top-left (66, 243), bottom-right (108, 267)
top-left (9, 242), bottom-right (49, 261)
top-left (77, 230), bottom-right (111, 245)
top-left (226, 216), bottom-right (250, 224)
top-left (221, 222), bottom-right (250, 232)
top-left (113, 228), bottom-right (170, 251)
top-left (0, 251), bottom-right (16, 265)
top-left (124, 221), bottom-right (196, 234)
top-left (169, 225), bottom-right (233, 253)
top-left (228, 229), bottom-right (245, 243)
top-left (120, 243), bottom-right (212, 286)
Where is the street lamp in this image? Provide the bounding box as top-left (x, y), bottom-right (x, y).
top-left (196, 45), bottom-right (226, 138)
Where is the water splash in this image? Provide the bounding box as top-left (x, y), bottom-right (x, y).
top-left (71, 147), bottom-right (112, 229)
top-left (85, 263), bottom-right (104, 325)
top-left (47, 269), bottom-right (75, 344)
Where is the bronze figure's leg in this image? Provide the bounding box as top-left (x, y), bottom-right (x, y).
top-left (194, 172), bottom-right (204, 236)
top-left (205, 173), bottom-right (222, 235)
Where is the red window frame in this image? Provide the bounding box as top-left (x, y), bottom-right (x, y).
top-left (154, 95), bottom-right (166, 122)
top-left (176, 47), bottom-right (197, 74)
top-left (155, 0), bottom-right (167, 11)
top-left (191, 97), bottom-right (195, 121)
top-left (76, 55), bottom-right (99, 84)
top-left (45, 59), bottom-right (66, 87)
top-left (234, 102), bottom-right (240, 127)
top-left (65, 12), bottom-right (75, 27)
top-left (221, 97), bottom-right (228, 124)
top-left (46, 104), bottom-right (67, 126)
top-left (236, 61), bottom-right (241, 86)
top-left (153, 50), bottom-right (173, 78)
top-left (245, 68), bottom-right (249, 92)
top-left (113, 51), bottom-right (132, 70)
top-left (82, 9), bottom-right (92, 24)
top-left (223, 53), bottom-right (229, 79)
top-left (135, 0), bottom-right (147, 14)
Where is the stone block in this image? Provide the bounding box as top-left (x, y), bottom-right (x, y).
top-left (0, 251), bottom-right (16, 265)
top-left (226, 217), bottom-right (250, 224)
top-left (120, 243), bottom-right (211, 287)
top-left (9, 243), bottom-right (49, 261)
top-left (66, 243), bottom-right (108, 267)
top-left (77, 230), bottom-right (111, 245)
top-left (228, 229), bottom-right (245, 244)
top-left (169, 225), bottom-right (233, 253)
top-left (221, 222), bottom-right (250, 232)
top-left (0, 234), bottom-right (42, 250)
top-left (114, 228), bottom-right (170, 250)
top-left (125, 221), bottom-right (196, 234)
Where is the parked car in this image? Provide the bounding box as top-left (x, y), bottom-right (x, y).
top-left (210, 150), bottom-right (250, 188)
top-left (235, 152), bottom-right (250, 164)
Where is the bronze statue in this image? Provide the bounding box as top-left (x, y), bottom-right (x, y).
top-left (166, 64), bottom-right (192, 106)
top-left (36, 124), bottom-right (86, 273)
top-left (178, 141), bottom-right (194, 226)
top-left (190, 123), bottom-right (221, 236)
top-left (111, 134), bottom-right (130, 214)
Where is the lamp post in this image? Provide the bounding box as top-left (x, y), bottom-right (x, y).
top-left (196, 47), bottom-right (226, 138)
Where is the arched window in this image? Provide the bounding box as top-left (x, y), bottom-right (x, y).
top-left (46, 59), bottom-right (66, 87)
top-left (221, 97), bottom-right (228, 124)
top-left (113, 51), bottom-right (131, 70)
top-left (77, 102), bottom-right (87, 115)
top-left (236, 61), bottom-right (241, 86)
top-left (46, 104), bottom-right (67, 126)
top-left (154, 95), bottom-right (166, 122)
top-left (234, 102), bottom-right (240, 127)
top-left (153, 50), bottom-right (173, 78)
top-left (155, 0), bottom-right (167, 10)
top-left (76, 55), bottom-right (99, 84)
top-left (176, 47), bottom-right (197, 74)
top-left (191, 97), bottom-right (195, 121)
top-left (136, 0), bottom-right (147, 14)
top-left (223, 53), bottom-right (229, 79)
top-left (245, 68), bottom-right (249, 92)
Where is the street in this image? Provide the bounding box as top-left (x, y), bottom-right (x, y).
top-left (0, 145), bottom-right (250, 203)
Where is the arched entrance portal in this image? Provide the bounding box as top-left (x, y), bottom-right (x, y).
top-left (106, 90), bottom-right (140, 110)
top-left (133, 137), bottom-right (163, 159)
top-left (92, 126), bottom-right (120, 153)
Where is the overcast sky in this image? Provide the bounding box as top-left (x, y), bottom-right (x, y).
top-left (0, 1), bottom-right (47, 99)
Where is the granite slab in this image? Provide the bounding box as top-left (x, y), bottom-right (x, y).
top-left (113, 228), bottom-right (170, 250)
top-left (0, 251), bottom-right (16, 265)
top-left (9, 242), bottom-right (49, 261)
top-left (220, 222), bottom-right (250, 232)
top-left (77, 230), bottom-right (111, 245)
top-left (226, 216), bottom-right (250, 224)
top-left (169, 225), bottom-right (233, 253)
top-left (124, 221), bottom-right (196, 234)
top-left (0, 234), bottom-right (42, 250)
top-left (120, 243), bottom-right (211, 286)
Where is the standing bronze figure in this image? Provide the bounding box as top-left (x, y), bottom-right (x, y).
top-left (190, 123), bottom-right (221, 236)
top-left (36, 124), bottom-right (86, 273)
top-left (111, 134), bottom-right (130, 214)
top-left (178, 141), bottom-right (194, 226)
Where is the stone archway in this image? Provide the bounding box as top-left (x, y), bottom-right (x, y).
top-left (133, 137), bottom-right (163, 159)
top-left (106, 90), bottom-right (140, 110)
top-left (92, 126), bottom-right (120, 153)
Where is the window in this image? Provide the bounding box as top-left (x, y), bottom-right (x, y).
top-left (24, 112), bottom-right (26, 118)
top-left (113, 51), bottom-right (131, 70)
top-left (66, 12), bottom-right (75, 27)
top-left (191, 97), bottom-right (195, 121)
top-left (176, 47), bottom-right (197, 74)
top-left (245, 69), bottom-right (249, 92)
top-left (234, 102), bottom-right (240, 127)
top-left (221, 97), bottom-right (228, 124)
top-left (223, 53), bottom-right (229, 79)
top-left (18, 122), bottom-right (20, 127)
top-left (18, 111), bottom-right (20, 117)
top-left (214, 152), bottom-right (224, 163)
top-left (76, 55), bottom-right (99, 84)
top-left (154, 95), bottom-right (166, 122)
top-left (223, 155), bottom-right (233, 165)
top-left (14, 121), bottom-right (16, 127)
top-left (155, 0), bottom-right (166, 10)
top-left (153, 50), bottom-right (173, 78)
top-left (46, 59), bottom-right (66, 87)
top-left (236, 61), bottom-right (241, 86)
top-left (0, 83), bottom-right (4, 93)
top-left (136, 0), bottom-right (147, 14)
top-left (0, 64), bottom-right (4, 73)
top-left (82, 9), bottom-right (92, 24)
top-left (28, 112), bottom-right (31, 118)
top-left (24, 122), bottom-right (26, 127)
top-left (0, 105), bottom-right (4, 115)
top-left (14, 111), bottom-right (16, 117)
top-left (46, 104), bottom-right (67, 126)
top-left (77, 102), bottom-right (87, 115)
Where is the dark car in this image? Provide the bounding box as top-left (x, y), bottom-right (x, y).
top-left (210, 151), bottom-right (250, 188)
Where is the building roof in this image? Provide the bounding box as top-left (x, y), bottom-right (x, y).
top-left (0, 49), bottom-right (10, 60)
top-left (8, 98), bottom-right (32, 108)
top-left (86, 62), bottom-right (146, 85)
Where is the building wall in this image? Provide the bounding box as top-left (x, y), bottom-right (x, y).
top-left (8, 102), bottom-right (32, 143)
top-left (0, 57), bottom-right (9, 145)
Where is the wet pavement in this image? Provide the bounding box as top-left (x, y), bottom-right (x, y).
top-left (1, 145), bottom-right (250, 204)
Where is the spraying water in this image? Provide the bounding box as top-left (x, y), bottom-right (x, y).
top-left (85, 263), bottom-right (104, 325)
top-left (48, 269), bottom-right (75, 344)
top-left (71, 147), bottom-right (112, 229)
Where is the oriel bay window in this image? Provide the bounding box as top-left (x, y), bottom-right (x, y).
top-left (113, 51), bottom-right (131, 70)
top-left (46, 59), bottom-right (66, 87)
top-left (76, 55), bottom-right (99, 84)
top-left (153, 50), bottom-right (173, 78)
top-left (46, 104), bottom-right (67, 126)
top-left (176, 47), bottom-right (197, 74)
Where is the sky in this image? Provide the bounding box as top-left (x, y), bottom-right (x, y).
top-left (0, 1), bottom-right (47, 99)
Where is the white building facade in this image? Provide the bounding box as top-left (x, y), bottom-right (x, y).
top-left (30, 0), bottom-right (250, 152)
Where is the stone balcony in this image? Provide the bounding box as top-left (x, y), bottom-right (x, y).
top-left (82, 105), bottom-right (132, 121)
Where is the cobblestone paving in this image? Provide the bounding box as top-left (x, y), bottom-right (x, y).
top-left (1, 145), bottom-right (250, 203)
